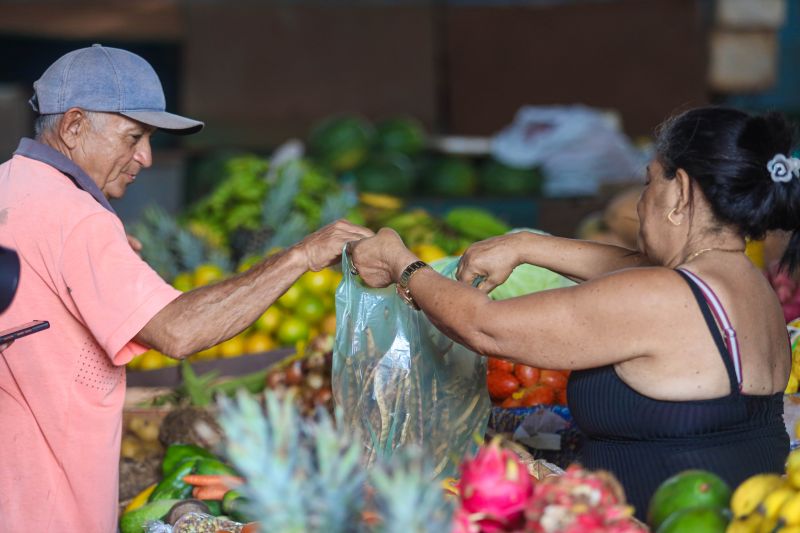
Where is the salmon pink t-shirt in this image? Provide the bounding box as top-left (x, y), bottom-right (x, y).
top-left (0, 154), bottom-right (181, 532)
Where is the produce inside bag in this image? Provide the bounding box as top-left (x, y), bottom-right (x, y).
top-left (332, 252), bottom-right (491, 479)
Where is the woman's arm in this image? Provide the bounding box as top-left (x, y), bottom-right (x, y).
top-left (457, 231), bottom-right (652, 291)
top-left (350, 229), bottom-right (666, 370)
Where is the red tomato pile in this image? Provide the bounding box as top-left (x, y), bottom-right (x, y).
top-left (486, 357), bottom-right (570, 408)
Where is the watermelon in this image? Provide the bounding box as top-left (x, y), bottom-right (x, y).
top-left (351, 153), bottom-right (416, 196)
top-left (422, 157), bottom-right (478, 197)
top-left (309, 115), bottom-right (373, 172)
top-left (479, 159), bottom-right (543, 196)
top-left (374, 117), bottom-right (426, 155)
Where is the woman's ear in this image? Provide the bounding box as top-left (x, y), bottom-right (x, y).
top-left (673, 168), bottom-right (693, 212)
top-left (58, 108), bottom-right (87, 150)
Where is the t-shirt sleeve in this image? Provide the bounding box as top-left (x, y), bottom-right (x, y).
top-left (60, 211), bottom-right (181, 365)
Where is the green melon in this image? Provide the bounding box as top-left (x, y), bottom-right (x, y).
top-left (479, 159), bottom-right (543, 196)
top-left (647, 470), bottom-right (732, 530)
top-left (374, 117), bottom-right (426, 155)
top-left (351, 153), bottom-right (416, 196)
top-left (656, 506), bottom-right (730, 533)
top-left (423, 157), bottom-right (478, 197)
top-left (309, 115), bottom-right (373, 172)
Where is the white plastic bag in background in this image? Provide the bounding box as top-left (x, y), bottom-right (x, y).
top-left (491, 105), bottom-right (648, 197)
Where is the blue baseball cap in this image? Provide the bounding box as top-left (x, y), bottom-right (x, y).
top-left (29, 44), bottom-right (203, 135)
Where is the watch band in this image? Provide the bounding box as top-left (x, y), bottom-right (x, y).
top-left (396, 260), bottom-right (429, 310)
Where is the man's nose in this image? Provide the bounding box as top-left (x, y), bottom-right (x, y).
top-left (134, 137), bottom-right (153, 168)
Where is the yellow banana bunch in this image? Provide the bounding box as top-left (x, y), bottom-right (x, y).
top-left (731, 474), bottom-right (786, 518)
top-left (726, 512), bottom-right (763, 532)
top-left (779, 492), bottom-right (800, 528)
top-left (761, 485), bottom-right (797, 519)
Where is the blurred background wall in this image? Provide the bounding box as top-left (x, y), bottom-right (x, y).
top-left (0, 0), bottom-right (793, 234)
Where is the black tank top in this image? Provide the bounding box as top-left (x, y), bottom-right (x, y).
top-left (567, 269), bottom-right (789, 521)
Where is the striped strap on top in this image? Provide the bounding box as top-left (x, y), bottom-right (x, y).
top-left (677, 268), bottom-right (743, 390)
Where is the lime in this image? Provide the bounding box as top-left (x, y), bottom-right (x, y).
top-left (276, 317), bottom-right (311, 346)
top-left (295, 294), bottom-right (326, 324)
top-left (298, 270), bottom-right (334, 296)
top-left (277, 284), bottom-right (304, 310)
top-left (172, 272), bottom-right (194, 292)
top-left (137, 350), bottom-right (164, 371)
top-left (255, 307), bottom-right (282, 334)
top-left (193, 264), bottom-right (225, 287)
top-left (648, 470), bottom-right (731, 530)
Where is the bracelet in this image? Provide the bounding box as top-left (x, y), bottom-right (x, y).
top-left (396, 260), bottom-right (429, 310)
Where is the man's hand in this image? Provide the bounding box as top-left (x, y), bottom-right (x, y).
top-left (296, 219), bottom-right (374, 272)
top-left (127, 234), bottom-right (143, 256)
top-left (456, 232), bottom-right (527, 292)
top-left (0, 341), bottom-right (12, 352)
top-left (349, 228), bottom-right (418, 288)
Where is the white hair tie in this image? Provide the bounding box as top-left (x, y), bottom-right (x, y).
top-left (767, 154), bottom-right (800, 183)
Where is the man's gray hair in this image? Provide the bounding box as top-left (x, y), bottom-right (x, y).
top-left (34, 111), bottom-right (107, 140)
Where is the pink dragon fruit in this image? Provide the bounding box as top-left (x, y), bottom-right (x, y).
top-left (451, 507), bottom-right (479, 533)
top-left (457, 438), bottom-right (535, 532)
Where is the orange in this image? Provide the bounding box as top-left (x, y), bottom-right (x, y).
top-left (320, 313), bottom-right (337, 336)
top-left (193, 345), bottom-right (219, 360)
top-left (255, 306), bottom-right (282, 334)
top-left (137, 350), bottom-right (165, 371)
top-left (295, 294), bottom-right (326, 324)
top-left (218, 335), bottom-right (247, 358)
top-left (277, 284), bottom-right (304, 310)
top-left (193, 263), bottom-right (225, 287)
top-left (276, 316), bottom-right (310, 346)
top-left (244, 332), bottom-right (276, 354)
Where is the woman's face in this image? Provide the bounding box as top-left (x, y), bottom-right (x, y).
top-left (636, 159), bottom-right (674, 260)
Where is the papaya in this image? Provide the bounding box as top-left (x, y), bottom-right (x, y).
top-left (655, 505), bottom-right (730, 533)
top-left (647, 470), bottom-right (732, 530)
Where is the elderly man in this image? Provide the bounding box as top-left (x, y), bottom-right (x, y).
top-left (0, 45), bottom-right (371, 532)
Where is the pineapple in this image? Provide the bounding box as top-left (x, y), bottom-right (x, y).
top-left (216, 390), bottom-right (454, 532)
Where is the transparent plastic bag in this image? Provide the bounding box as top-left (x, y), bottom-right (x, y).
top-left (332, 252), bottom-right (491, 479)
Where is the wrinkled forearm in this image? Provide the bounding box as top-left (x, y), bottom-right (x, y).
top-left (136, 246), bottom-right (308, 358)
top-left (517, 231), bottom-right (651, 282)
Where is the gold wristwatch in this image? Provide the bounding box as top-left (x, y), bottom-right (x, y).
top-left (396, 260), bottom-right (429, 310)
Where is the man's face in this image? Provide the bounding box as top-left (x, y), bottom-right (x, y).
top-left (73, 113), bottom-right (155, 200)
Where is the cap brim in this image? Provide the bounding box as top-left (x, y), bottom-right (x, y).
top-left (121, 110), bottom-right (204, 135)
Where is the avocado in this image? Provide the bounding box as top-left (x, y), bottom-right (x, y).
top-left (647, 470), bottom-right (732, 530)
top-left (119, 499), bottom-right (181, 533)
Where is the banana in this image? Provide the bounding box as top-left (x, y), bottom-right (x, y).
top-left (761, 486), bottom-right (797, 519)
top-left (358, 192), bottom-right (403, 211)
top-left (732, 474), bottom-right (786, 518)
top-left (778, 491), bottom-right (800, 527)
top-left (758, 516), bottom-right (778, 533)
top-left (788, 451), bottom-right (800, 489)
top-left (726, 513), bottom-right (763, 533)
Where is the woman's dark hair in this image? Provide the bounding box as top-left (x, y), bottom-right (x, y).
top-left (655, 106), bottom-right (800, 272)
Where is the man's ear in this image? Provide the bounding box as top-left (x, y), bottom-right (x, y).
top-left (58, 108), bottom-right (88, 150)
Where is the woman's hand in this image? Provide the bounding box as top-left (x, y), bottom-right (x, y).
top-left (349, 228), bottom-right (418, 288)
top-left (457, 232), bottom-right (529, 292)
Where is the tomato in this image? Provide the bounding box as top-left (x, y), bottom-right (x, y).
top-left (500, 396), bottom-right (523, 408)
top-left (519, 384), bottom-right (555, 406)
top-left (487, 357), bottom-right (515, 373)
top-left (556, 388), bottom-right (568, 406)
top-left (539, 369), bottom-right (568, 391)
top-left (487, 371), bottom-right (520, 401)
top-left (514, 365), bottom-right (540, 387)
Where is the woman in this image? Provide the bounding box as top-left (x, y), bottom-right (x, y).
top-left (349, 107), bottom-right (794, 518)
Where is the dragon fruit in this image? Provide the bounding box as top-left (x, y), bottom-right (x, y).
top-left (456, 438), bottom-right (535, 532)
